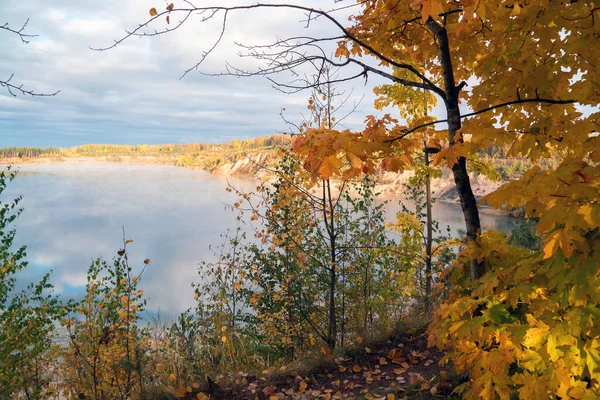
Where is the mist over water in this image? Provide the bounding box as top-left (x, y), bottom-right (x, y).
top-left (3, 163), bottom-right (515, 316)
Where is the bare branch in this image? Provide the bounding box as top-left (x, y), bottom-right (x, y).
top-left (181, 10), bottom-right (229, 79)
top-left (0, 74), bottom-right (60, 97)
top-left (461, 96), bottom-right (576, 119)
top-left (97, 3), bottom-right (444, 96)
top-left (0, 19), bottom-right (37, 44)
top-left (1, 19), bottom-right (59, 97)
top-left (386, 94), bottom-right (577, 143)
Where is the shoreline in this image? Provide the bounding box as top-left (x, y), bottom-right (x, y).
top-left (1, 155), bottom-right (517, 218)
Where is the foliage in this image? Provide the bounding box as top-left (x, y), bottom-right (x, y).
top-left (290, 1), bottom-right (600, 397)
top-left (57, 244), bottom-right (151, 400)
top-left (3, 0), bottom-right (599, 397)
top-left (0, 167), bottom-right (62, 400)
top-left (508, 218), bottom-right (543, 251)
top-left (226, 154), bottom-right (415, 356)
top-left (389, 183), bottom-right (455, 310)
top-left (429, 150), bottom-right (599, 398)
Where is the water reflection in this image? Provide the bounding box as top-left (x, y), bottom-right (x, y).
top-left (3, 163), bottom-right (514, 315)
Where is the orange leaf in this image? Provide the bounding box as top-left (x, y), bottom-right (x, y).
top-left (299, 381), bottom-right (308, 392)
top-left (175, 385), bottom-right (187, 397)
top-left (149, 7), bottom-right (158, 16)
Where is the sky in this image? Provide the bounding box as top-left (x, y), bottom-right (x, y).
top-left (0, 0), bottom-right (397, 148)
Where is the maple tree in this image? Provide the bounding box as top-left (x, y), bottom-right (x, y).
top-left (105, 0), bottom-right (596, 280)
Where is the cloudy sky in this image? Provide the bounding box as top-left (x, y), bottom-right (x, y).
top-left (1, 0), bottom-right (393, 147)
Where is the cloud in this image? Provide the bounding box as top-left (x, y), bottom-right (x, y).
top-left (6, 163), bottom-right (271, 314)
top-left (1, 0), bottom-right (389, 147)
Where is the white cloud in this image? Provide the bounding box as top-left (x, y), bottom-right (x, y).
top-left (0, 0), bottom-right (391, 147)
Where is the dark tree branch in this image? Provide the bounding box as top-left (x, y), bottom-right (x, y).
top-left (1, 20), bottom-right (59, 97)
top-left (386, 94), bottom-right (577, 143)
top-left (0, 74), bottom-right (60, 97)
top-left (181, 10), bottom-right (228, 79)
top-left (96, 3), bottom-right (444, 95)
top-left (456, 81), bottom-right (468, 93)
top-left (204, 46), bottom-right (446, 97)
top-left (462, 96), bottom-right (576, 119)
top-left (1, 19), bottom-right (37, 43)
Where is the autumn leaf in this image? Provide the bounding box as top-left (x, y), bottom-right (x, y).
top-left (417, 0), bottom-right (444, 21)
top-left (149, 7), bottom-right (158, 16)
top-left (175, 385), bottom-right (187, 397)
top-left (566, 387), bottom-right (587, 399)
top-left (263, 385), bottom-right (276, 396)
top-left (299, 381), bottom-right (308, 392)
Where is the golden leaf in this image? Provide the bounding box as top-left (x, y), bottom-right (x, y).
top-left (566, 387), bottom-right (587, 399)
top-left (149, 7), bottom-right (158, 16)
top-left (175, 385), bottom-right (187, 397)
top-left (299, 381), bottom-right (308, 392)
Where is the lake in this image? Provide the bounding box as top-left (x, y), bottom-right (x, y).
top-left (3, 163), bottom-right (515, 316)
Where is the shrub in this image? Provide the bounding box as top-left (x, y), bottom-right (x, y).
top-left (0, 167), bottom-right (63, 399)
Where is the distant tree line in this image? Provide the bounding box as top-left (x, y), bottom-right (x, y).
top-left (0, 147), bottom-right (62, 158)
top-left (0, 134), bottom-right (293, 159)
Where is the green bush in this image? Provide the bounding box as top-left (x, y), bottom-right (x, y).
top-left (0, 167), bottom-right (63, 399)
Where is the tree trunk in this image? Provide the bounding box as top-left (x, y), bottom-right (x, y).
top-left (426, 17), bottom-right (485, 280)
top-left (323, 180), bottom-right (337, 350)
top-left (424, 150), bottom-right (433, 308)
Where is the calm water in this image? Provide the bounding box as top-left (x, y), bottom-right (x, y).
top-left (3, 163), bottom-right (514, 316)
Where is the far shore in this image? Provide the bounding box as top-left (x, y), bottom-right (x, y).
top-left (1, 155), bottom-right (516, 219)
